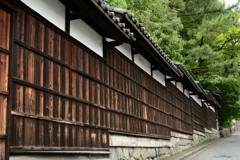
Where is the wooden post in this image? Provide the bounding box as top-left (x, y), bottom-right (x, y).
top-left (0, 0), bottom-right (16, 159)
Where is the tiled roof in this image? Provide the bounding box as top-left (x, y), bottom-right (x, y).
top-left (94, 0), bottom-right (184, 77)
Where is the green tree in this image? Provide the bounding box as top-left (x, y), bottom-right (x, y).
top-left (217, 77), bottom-right (240, 127)
top-left (177, 0), bottom-right (240, 125)
top-left (108, 0), bottom-right (185, 61)
top-left (107, 0), bottom-right (127, 9)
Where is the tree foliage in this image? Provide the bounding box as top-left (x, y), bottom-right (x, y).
top-left (109, 0), bottom-right (185, 61)
top-left (107, 0), bottom-right (240, 126)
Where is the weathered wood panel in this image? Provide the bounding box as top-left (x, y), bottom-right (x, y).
top-left (191, 99), bottom-right (205, 132)
top-left (166, 82), bottom-right (192, 134)
top-left (0, 9), bottom-right (10, 50)
top-left (0, 8), bottom-right (11, 160)
top-left (203, 103), bottom-right (217, 130)
top-left (9, 1), bottom-right (219, 155)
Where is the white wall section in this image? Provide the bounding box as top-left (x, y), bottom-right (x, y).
top-left (209, 106), bottom-right (215, 112)
top-left (116, 43), bottom-right (132, 60)
top-left (204, 102), bottom-right (209, 108)
top-left (176, 82), bottom-right (183, 92)
top-left (153, 70), bottom-right (165, 86)
top-left (21, 0), bottom-right (65, 31)
top-left (191, 94), bottom-right (202, 106)
top-left (70, 19), bottom-right (103, 57)
top-left (184, 89), bottom-right (190, 98)
top-left (171, 80), bottom-right (176, 85)
top-left (106, 38), bottom-right (132, 59)
top-left (134, 54), bottom-right (151, 75)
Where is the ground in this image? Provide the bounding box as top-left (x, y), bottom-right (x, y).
top-left (183, 133), bottom-right (240, 160)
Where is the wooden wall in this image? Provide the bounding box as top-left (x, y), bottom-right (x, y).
top-left (106, 47), bottom-right (170, 137)
top-left (0, 1), bottom-right (219, 157)
top-left (0, 8), bottom-right (11, 160)
top-left (10, 6), bottom-right (109, 152)
top-left (192, 99), bottom-right (218, 132)
top-left (204, 103), bottom-right (217, 130)
top-left (167, 82), bottom-right (192, 134)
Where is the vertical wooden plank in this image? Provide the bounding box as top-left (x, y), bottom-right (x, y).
top-left (64, 124), bottom-right (69, 147)
top-left (84, 104), bottom-right (89, 124)
top-left (0, 52), bottom-right (9, 91)
top-left (24, 86), bottom-right (35, 114)
top-left (24, 118), bottom-right (35, 146)
top-left (77, 103), bottom-right (83, 123)
top-left (90, 129), bottom-right (97, 148)
top-left (85, 127), bottom-right (90, 147)
top-left (0, 95), bottom-right (7, 135)
top-left (37, 120), bottom-right (44, 147)
top-left (48, 122), bottom-right (54, 146)
top-left (0, 139), bottom-right (5, 160)
top-left (0, 9), bottom-right (10, 50)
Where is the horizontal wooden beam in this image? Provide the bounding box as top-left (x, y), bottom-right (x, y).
top-left (0, 89), bottom-right (9, 96)
top-left (0, 0), bottom-right (18, 13)
top-left (0, 134), bottom-right (7, 139)
top-left (170, 128), bottom-right (193, 136)
top-left (10, 149), bottom-right (110, 155)
top-left (10, 146), bottom-right (109, 151)
top-left (151, 66), bottom-right (158, 71)
top-left (68, 11), bottom-right (90, 21)
top-left (11, 111), bottom-right (85, 127)
top-left (166, 78), bottom-right (175, 81)
top-left (132, 48), bottom-right (147, 55)
top-left (0, 47), bottom-right (10, 54)
top-left (189, 93), bottom-right (197, 95)
top-left (109, 130), bottom-right (170, 140)
top-left (106, 40), bottom-right (123, 47)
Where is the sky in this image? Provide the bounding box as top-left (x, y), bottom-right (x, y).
top-left (224, 0), bottom-right (238, 6)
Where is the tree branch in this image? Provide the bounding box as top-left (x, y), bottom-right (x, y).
top-left (191, 67), bottom-right (208, 70)
top-left (178, 3), bottom-right (238, 17)
top-left (218, 38), bottom-right (232, 51)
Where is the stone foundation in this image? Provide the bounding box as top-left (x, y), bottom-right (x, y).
top-left (109, 132), bottom-right (194, 160)
top-left (109, 129), bottom-right (219, 160)
top-left (110, 147), bottom-right (171, 160)
top-left (193, 128), bottom-right (219, 146)
top-left (170, 132), bottom-right (193, 155)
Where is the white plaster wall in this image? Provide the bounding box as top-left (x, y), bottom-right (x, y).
top-left (184, 89), bottom-right (190, 98)
top-left (191, 94), bottom-right (202, 106)
top-left (134, 54), bottom-right (151, 75)
top-left (152, 70), bottom-right (165, 86)
top-left (171, 80), bottom-right (176, 85)
top-left (106, 38), bottom-right (132, 60)
top-left (204, 102), bottom-right (209, 108)
top-left (209, 106), bottom-right (215, 112)
top-left (176, 82), bottom-right (183, 92)
top-left (70, 19), bottom-right (103, 57)
top-left (116, 43), bottom-right (132, 60)
top-left (21, 0), bottom-right (65, 31)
